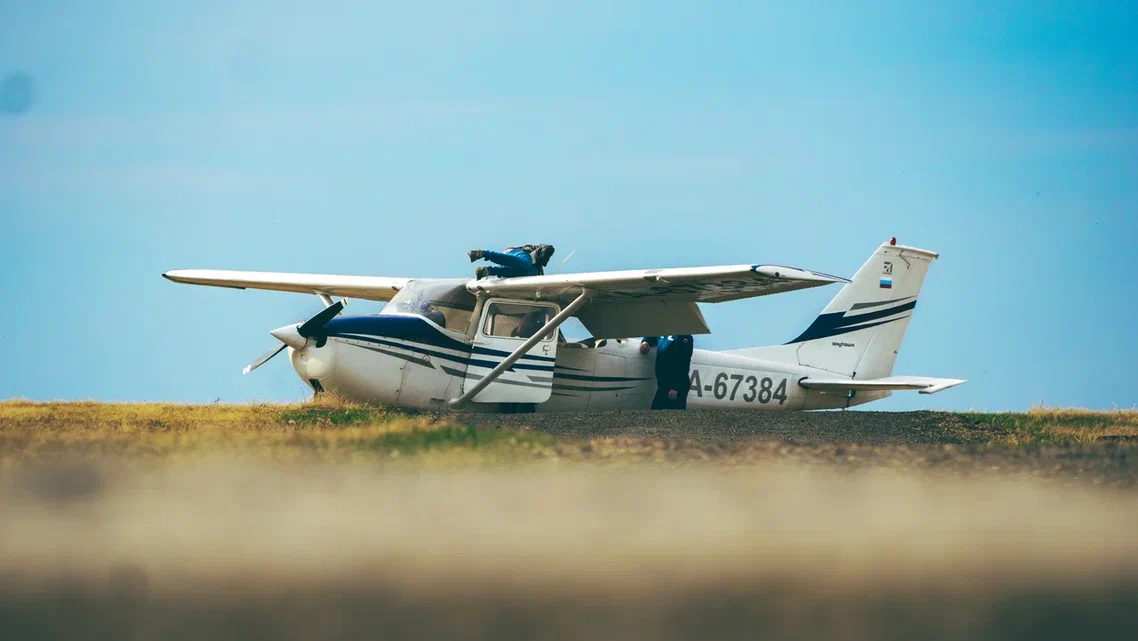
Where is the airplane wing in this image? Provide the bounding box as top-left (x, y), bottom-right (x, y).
top-left (470, 264), bottom-right (847, 303)
top-left (799, 376), bottom-right (966, 395)
top-left (162, 269), bottom-right (409, 302)
top-left (470, 264), bottom-right (848, 338)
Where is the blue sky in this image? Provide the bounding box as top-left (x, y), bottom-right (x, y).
top-left (2, 1), bottom-right (1135, 409)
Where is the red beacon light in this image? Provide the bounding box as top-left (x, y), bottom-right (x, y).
top-left (889, 237), bottom-right (897, 246)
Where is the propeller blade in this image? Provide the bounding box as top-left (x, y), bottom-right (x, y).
top-left (297, 300), bottom-right (344, 338)
top-left (243, 343), bottom-right (287, 375)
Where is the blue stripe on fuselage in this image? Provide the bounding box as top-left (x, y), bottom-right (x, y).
top-left (471, 345), bottom-right (557, 363)
top-left (325, 315), bottom-right (470, 352)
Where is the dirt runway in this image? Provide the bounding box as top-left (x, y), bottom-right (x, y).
top-left (462, 409), bottom-right (1138, 488)
top-left (462, 409), bottom-right (988, 444)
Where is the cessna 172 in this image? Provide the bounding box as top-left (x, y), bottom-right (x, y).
top-left (163, 239), bottom-right (963, 412)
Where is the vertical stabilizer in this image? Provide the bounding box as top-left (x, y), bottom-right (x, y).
top-left (732, 241), bottom-right (938, 380)
top-left (791, 241), bottom-right (937, 378)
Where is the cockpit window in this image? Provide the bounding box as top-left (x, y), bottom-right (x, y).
top-left (482, 303), bottom-right (554, 340)
top-left (381, 279), bottom-right (476, 333)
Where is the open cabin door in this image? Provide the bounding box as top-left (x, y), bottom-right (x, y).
top-left (467, 299), bottom-right (560, 404)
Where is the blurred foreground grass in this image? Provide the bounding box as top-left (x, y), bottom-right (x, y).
top-left (4, 399), bottom-right (1138, 640)
top-left (3, 457), bottom-right (1138, 640)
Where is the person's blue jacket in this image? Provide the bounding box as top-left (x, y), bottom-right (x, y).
top-left (482, 248), bottom-right (540, 278)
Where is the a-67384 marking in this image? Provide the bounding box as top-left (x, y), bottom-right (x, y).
top-left (688, 370), bottom-right (788, 405)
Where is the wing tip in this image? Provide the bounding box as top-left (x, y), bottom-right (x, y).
top-left (752, 265), bottom-right (851, 284)
top-left (161, 270), bottom-right (247, 290)
top-left (162, 269), bottom-right (198, 282)
top-left (812, 270), bottom-right (852, 284)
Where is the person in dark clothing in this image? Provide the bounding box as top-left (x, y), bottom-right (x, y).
top-left (468, 244), bottom-right (555, 279)
top-left (511, 310), bottom-right (547, 339)
top-left (642, 335), bottom-right (694, 410)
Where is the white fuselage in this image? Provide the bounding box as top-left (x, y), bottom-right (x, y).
top-left (290, 314), bottom-right (886, 412)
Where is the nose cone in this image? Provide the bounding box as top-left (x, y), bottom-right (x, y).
top-left (270, 324), bottom-right (307, 350)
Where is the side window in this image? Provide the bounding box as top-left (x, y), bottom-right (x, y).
top-left (482, 303), bottom-right (553, 340)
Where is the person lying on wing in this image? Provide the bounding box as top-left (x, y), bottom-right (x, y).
top-left (468, 244), bottom-right (555, 279)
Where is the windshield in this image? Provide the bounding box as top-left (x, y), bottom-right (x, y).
top-left (380, 279), bottom-right (476, 333)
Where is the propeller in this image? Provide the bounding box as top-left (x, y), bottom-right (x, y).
top-left (242, 299), bottom-right (346, 375)
top-left (297, 299), bottom-right (345, 338)
top-left (243, 344), bottom-right (287, 375)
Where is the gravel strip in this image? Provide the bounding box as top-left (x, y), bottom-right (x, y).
top-left (460, 410), bottom-right (1138, 489)
top-left (460, 409), bottom-right (984, 445)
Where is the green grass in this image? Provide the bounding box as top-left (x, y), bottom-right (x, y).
top-left (278, 404), bottom-right (395, 426)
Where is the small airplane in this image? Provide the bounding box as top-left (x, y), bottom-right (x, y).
top-left (163, 238), bottom-right (964, 412)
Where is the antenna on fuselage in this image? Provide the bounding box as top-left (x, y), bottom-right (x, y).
top-left (549, 250), bottom-right (576, 275)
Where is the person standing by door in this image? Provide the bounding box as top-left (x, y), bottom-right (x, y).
top-left (642, 335), bottom-right (694, 410)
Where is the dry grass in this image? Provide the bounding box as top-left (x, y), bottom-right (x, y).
top-left (966, 406), bottom-right (1138, 446)
top-left (0, 396), bottom-right (566, 467)
top-left (0, 398), bottom-right (758, 469)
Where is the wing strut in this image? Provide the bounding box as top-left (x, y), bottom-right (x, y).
top-left (448, 289), bottom-right (592, 409)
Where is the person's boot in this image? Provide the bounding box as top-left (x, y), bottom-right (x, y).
top-left (468, 249), bottom-right (484, 262)
top-left (475, 266), bottom-right (489, 280)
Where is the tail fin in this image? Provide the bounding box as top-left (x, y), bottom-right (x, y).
top-left (735, 241), bottom-right (938, 379)
top-left (791, 241), bottom-right (937, 378)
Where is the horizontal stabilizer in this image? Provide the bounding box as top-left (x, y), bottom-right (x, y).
top-left (800, 375), bottom-right (966, 395)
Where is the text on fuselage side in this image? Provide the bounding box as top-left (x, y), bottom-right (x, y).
top-left (688, 370), bottom-right (788, 405)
